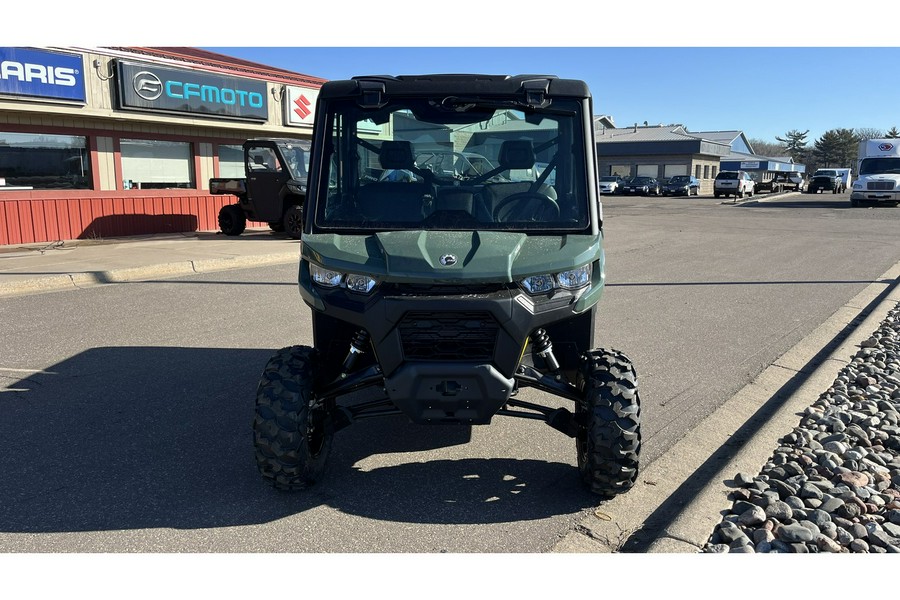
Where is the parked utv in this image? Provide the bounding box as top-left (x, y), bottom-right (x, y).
top-left (253, 74), bottom-right (642, 498)
top-left (210, 138), bottom-right (310, 239)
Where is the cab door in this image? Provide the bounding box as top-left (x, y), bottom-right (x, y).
top-left (245, 142), bottom-right (289, 222)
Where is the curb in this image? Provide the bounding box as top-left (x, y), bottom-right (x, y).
top-left (0, 251), bottom-right (299, 298)
top-left (552, 258), bottom-right (900, 553)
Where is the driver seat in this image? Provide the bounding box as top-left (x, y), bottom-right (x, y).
top-left (481, 140), bottom-right (556, 218)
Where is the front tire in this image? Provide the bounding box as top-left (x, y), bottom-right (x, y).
top-left (576, 349), bottom-right (642, 497)
top-left (254, 346), bottom-right (334, 491)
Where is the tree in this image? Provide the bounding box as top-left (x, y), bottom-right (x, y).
top-left (886, 126), bottom-right (900, 138)
top-left (747, 138), bottom-right (787, 158)
top-left (775, 129), bottom-right (810, 163)
top-left (811, 128), bottom-right (859, 170)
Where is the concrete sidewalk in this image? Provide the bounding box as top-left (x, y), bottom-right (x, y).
top-left (0, 228), bottom-right (301, 298)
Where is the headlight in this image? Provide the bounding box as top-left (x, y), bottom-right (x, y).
top-left (520, 264), bottom-right (591, 295)
top-left (345, 273), bottom-right (377, 294)
top-left (520, 274), bottom-right (556, 294)
top-left (287, 182), bottom-right (306, 195)
top-left (310, 263), bottom-right (378, 294)
top-left (310, 264), bottom-right (343, 287)
top-left (556, 265), bottom-right (592, 289)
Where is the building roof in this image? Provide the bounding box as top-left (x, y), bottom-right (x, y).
top-left (691, 130), bottom-right (754, 154)
top-left (595, 124), bottom-right (697, 143)
top-left (89, 46), bottom-right (327, 88)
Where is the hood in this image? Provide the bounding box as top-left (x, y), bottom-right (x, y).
top-left (301, 230), bottom-right (602, 283)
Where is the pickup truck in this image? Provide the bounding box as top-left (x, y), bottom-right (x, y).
top-left (209, 138), bottom-right (310, 238)
top-left (806, 169), bottom-right (845, 194)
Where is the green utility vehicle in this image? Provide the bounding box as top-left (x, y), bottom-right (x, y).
top-left (253, 74), bottom-right (641, 497)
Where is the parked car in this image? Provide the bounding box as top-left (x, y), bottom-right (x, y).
top-left (598, 175), bottom-right (626, 195)
top-left (662, 175), bottom-right (701, 196)
top-left (621, 176), bottom-right (661, 196)
top-left (714, 170), bottom-right (755, 199)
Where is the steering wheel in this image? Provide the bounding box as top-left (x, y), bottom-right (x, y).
top-left (492, 191), bottom-right (560, 222)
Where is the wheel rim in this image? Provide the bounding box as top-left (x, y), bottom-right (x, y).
top-left (286, 209), bottom-right (303, 234)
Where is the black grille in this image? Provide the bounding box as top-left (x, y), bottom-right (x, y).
top-left (384, 283), bottom-right (509, 296)
top-left (398, 311), bottom-right (499, 360)
top-left (867, 181), bottom-right (894, 191)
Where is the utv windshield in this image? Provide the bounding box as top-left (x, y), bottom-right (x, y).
top-left (277, 141), bottom-right (310, 180)
top-left (314, 97), bottom-right (590, 232)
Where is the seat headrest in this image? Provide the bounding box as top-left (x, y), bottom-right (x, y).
top-left (379, 141), bottom-right (414, 170)
top-left (498, 140), bottom-right (535, 170)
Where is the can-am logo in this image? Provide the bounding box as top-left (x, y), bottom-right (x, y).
top-left (0, 60), bottom-right (77, 87)
top-left (879, 143), bottom-right (894, 152)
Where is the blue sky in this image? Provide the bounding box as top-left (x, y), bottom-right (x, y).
top-left (207, 46), bottom-right (899, 145)
top-left (14, 1), bottom-right (900, 145)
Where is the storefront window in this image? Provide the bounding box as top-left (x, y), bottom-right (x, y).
top-left (218, 144), bottom-right (244, 178)
top-left (0, 132), bottom-right (91, 189)
top-left (610, 164), bottom-right (631, 178)
top-left (636, 164), bottom-right (658, 178)
top-left (121, 139), bottom-right (193, 189)
top-left (664, 164), bottom-right (688, 178)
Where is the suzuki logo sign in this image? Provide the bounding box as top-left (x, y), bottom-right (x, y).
top-left (879, 143), bottom-right (894, 151)
top-left (285, 85), bottom-right (319, 128)
top-left (293, 94), bottom-right (312, 120)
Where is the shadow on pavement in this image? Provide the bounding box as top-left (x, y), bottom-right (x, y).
top-left (0, 346), bottom-right (593, 535)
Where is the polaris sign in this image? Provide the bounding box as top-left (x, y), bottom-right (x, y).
top-left (116, 61), bottom-right (268, 121)
top-left (0, 47), bottom-right (86, 102)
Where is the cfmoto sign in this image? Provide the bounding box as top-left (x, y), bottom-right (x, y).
top-left (117, 60), bottom-right (268, 121)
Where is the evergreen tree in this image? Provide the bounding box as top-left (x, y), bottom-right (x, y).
top-left (886, 126), bottom-right (900, 138)
top-left (775, 129), bottom-right (809, 163)
top-left (812, 128), bottom-right (859, 169)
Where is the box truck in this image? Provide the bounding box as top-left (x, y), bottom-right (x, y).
top-left (851, 139), bottom-right (900, 207)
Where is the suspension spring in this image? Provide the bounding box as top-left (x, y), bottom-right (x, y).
top-left (341, 329), bottom-right (370, 374)
top-left (530, 328), bottom-right (560, 373)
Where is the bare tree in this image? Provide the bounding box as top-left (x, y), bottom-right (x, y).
top-left (855, 127), bottom-right (885, 141)
top-left (748, 138), bottom-right (787, 158)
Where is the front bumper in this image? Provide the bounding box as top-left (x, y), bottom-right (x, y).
top-left (851, 190), bottom-right (900, 202)
top-left (302, 276), bottom-right (601, 424)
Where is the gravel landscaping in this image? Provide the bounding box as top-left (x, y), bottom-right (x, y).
top-left (704, 302), bottom-right (900, 553)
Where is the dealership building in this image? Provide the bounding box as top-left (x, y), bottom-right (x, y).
top-left (0, 46), bottom-right (324, 245)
